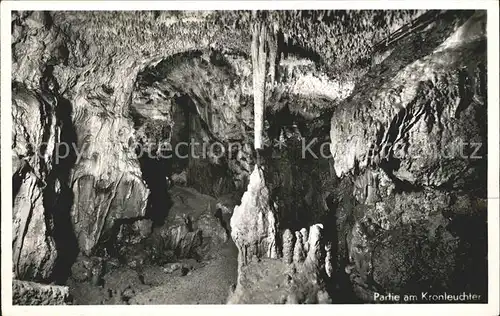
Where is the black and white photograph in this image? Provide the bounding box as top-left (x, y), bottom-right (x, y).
top-left (1, 1), bottom-right (499, 315)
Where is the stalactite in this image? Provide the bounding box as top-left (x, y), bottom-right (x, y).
top-left (251, 14), bottom-right (268, 154)
top-left (267, 23), bottom-right (279, 87)
top-left (252, 13), bottom-right (281, 164)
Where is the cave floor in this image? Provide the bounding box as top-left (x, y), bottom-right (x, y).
top-left (131, 241), bottom-right (238, 304)
top-left (68, 233), bottom-right (239, 305)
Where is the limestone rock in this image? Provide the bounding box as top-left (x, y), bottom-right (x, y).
top-left (324, 243), bottom-right (334, 278)
top-left (198, 212), bottom-right (229, 244)
top-left (90, 258), bottom-right (105, 286)
top-left (300, 227), bottom-right (309, 252)
top-left (216, 193), bottom-right (240, 216)
top-left (346, 218), bottom-right (378, 283)
top-left (228, 243), bottom-right (333, 304)
top-left (70, 255), bottom-right (105, 284)
top-left (12, 10), bottom-right (153, 263)
top-left (329, 12), bottom-right (486, 193)
top-left (344, 191), bottom-right (487, 301)
top-left (70, 255), bottom-right (93, 282)
top-left (325, 12), bottom-right (488, 302)
top-left (171, 171), bottom-right (188, 186)
top-left (306, 224), bottom-right (324, 267)
top-left (231, 166), bottom-right (278, 266)
top-left (293, 231), bottom-right (306, 264)
top-left (163, 262), bottom-right (182, 274)
top-left (228, 222), bottom-right (335, 304)
top-left (71, 172), bottom-right (149, 255)
top-left (159, 216), bottom-right (203, 258)
top-left (12, 86), bottom-right (59, 282)
top-left (282, 229), bottom-right (295, 264)
top-left (116, 219), bottom-right (154, 245)
top-left (13, 175), bottom-right (59, 282)
top-left (12, 280), bottom-right (70, 305)
top-left (147, 186), bottom-right (230, 260)
top-left (317, 290), bottom-right (332, 304)
top-left (353, 169), bottom-right (386, 205)
top-left (121, 243), bottom-right (156, 269)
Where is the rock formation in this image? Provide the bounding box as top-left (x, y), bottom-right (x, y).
top-left (11, 11), bottom-right (380, 278)
top-left (330, 12), bottom-right (486, 187)
top-left (12, 85), bottom-right (59, 282)
top-left (305, 224), bottom-right (324, 267)
top-left (330, 11), bottom-right (488, 301)
top-left (230, 165), bottom-right (278, 266)
top-left (114, 186), bottom-right (231, 267)
top-left (292, 231), bottom-right (306, 263)
top-left (228, 222), bottom-right (333, 304)
top-left (12, 280), bottom-right (71, 305)
top-left (282, 229), bottom-right (294, 264)
top-left (324, 243), bottom-right (334, 278)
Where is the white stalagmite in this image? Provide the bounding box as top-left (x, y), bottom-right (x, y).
top-left (230, 166), bottom-right (278, 266)
top-left (325, 242), bottom-right (334, 278)
top-left (300, 227), bottom-right (309, 252)
top-left (230, 14), bottom-right (283, 274)
top-left (293, 230), bottom-right (306, 263)
top-left (306, 224), bottom-right (324, 266)
top-left (282, 229), bottom-right (295, 264)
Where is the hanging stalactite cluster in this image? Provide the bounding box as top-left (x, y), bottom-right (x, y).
top-left (251, 11), bottom-right (280, 164)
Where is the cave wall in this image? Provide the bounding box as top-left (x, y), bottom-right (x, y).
top-left (329, 11), bottom-right (487, 301)
top-left (11, 11), bottom-right (245, 278)
top-left (12, 84), bottom-right (59, 281)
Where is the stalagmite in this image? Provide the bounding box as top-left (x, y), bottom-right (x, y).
top-left (230, 13), bottom-right (279, 269)
top-left (267, 22), bottom-right (279, 86)
top-left (293, 230), bottom-right (306, 263)
top-left (230, 166), bottom-right (278, 266)
top-left (325, 242), bottom-right (334, 278)
top-left (306, 224), bottom-right (324, 267)
top-left (282, 229), bottom-right (295, 264)
top-left (300, 227), bottom-right (309, 252)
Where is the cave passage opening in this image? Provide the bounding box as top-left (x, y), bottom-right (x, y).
top-left (129, 47), bottom-right (346, 247)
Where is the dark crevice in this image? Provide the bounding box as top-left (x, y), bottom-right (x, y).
top-left (45, 95), bottom-right (79, 285)
top-left (137, 152), bottom-right (173, 227)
